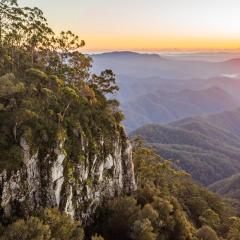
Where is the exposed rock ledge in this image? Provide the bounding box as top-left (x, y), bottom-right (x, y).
top-left (0, 128), bottom-right (136, 224)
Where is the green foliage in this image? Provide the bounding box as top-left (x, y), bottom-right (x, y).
top-left (131, 219), bottom-right (156, 240)
top-left (88, 140), bottom-right (237, 240)
top-left (0, 73), bottom-right (24, 97)
top-left (40, 208), bottom-right (84, 240)
top-left (99, 197), bottom-right (140, 240)
top-left (226, 217), bottom-right (240, 240)
top-left (0, 144), bottom-right (23, 170)
top-left (0, 217), bottom-right (51, 240)
top-left (196, 226), bottom-right (219, 240)
top-left (0, 0), bottom-right (123, 172)
top-left (0, 2), bottom-right (239, 240)
top-left (199, 209), bottom-right (220, 230)
top-left (130, 120), bottom-right (240, 186)
top-left (90, 70), bottom-right (119, 95)
top-left (0, 208), bottom-right (84, 240)
top-left (91, 235), bottom-right (105, 240)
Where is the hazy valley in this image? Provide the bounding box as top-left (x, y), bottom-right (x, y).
top-left (94, 51), bottom-right (240, 192)
top-left (92, 52), bottom-right (240, 132)
top-left (1, 1), bottom-right (240, 239)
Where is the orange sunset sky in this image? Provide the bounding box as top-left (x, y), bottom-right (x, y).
top-left (18, 0), bottom-right (240, 52)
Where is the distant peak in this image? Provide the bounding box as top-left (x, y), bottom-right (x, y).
top-left (223, 58), bottom-right (240, 64)
top-left (180, 86), bottom-right (228, 94)
top-left (92, 51), bottom-right (163, 59)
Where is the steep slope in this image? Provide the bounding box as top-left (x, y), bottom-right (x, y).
top-left (88, 144), bottom-right (238, 240)
top-left (130, 109), bottom-right (240, 185)
top-left (0, 70), bottom-right (136, 223)
top-left (170, 108), bottom-right (240, 137)
top-left (1, 143), bottom-right (239, 240)
top-left (124, 87), bottom-right (239, 131)
top-left (0, 26), bottom-right (136, 225)
top-left (0, 126), bottom-right (136, 223)
top-left (209, 174), bottom-right (240, 200)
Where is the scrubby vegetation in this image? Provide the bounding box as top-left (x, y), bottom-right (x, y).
top-left (0, 208), bottom-right (85, 240)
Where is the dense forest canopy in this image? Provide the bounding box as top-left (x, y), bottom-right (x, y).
top-left (0, 1), bottom-right (240, 240)
top-left (0, 0), bottom-right (123, 171)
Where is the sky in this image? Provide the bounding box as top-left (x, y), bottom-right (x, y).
top-left (18, 0), bottom-right (240, 52)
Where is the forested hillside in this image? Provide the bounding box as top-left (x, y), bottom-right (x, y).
top-left (210, 173), bottom-right (240, 200)
top-left (1, 140), bottom-right (240, 240)
top-left (130, 109), bottom-right (240, 185)
top-left (0, 1), bottom-right (240, 240)
top-left (87, 141), bottom-right (240, 240)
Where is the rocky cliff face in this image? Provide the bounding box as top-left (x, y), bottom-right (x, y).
top-left (0, 126), bottom-right (136, 224)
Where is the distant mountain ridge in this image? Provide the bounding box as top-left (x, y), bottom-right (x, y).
top-left (209, 173), bottom-right (240, 200)
top-left (92, 51), bottom-right (164, 59)
top-left (222, 58), bottom-right (240, 65)
top-left (170, 108), bottom-right (240, 137)
top-left (123, 86), bottom-right (239, 131)
top-left (130, 108), bottom-right (240, 186)
top-left (92, 51), bottom-right (240, 79)
top-left (92, 51), bottom-right (240, 131)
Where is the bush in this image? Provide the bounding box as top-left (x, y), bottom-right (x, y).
top-left (196, 226), bottom-right (219, 240)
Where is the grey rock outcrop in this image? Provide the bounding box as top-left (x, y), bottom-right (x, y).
top-left (0, 127), bottom-right (136, 224)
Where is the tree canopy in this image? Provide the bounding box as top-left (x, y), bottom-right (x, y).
top-left (0, 0), bottom-right (123, 171)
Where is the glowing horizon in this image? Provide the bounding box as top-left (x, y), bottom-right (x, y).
top-left (81, 36), bottom-right (240, 53)
top-left (18, 0), bottom-right (240, 52)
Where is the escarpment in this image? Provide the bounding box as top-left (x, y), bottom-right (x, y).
top-left (0, 5), bottom-right (136, 224)
top-left (0, 126), bottom-right (136, 223)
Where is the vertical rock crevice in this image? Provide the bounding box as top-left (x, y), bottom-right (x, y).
top-left (0, 127), bottom-right (136, 223)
